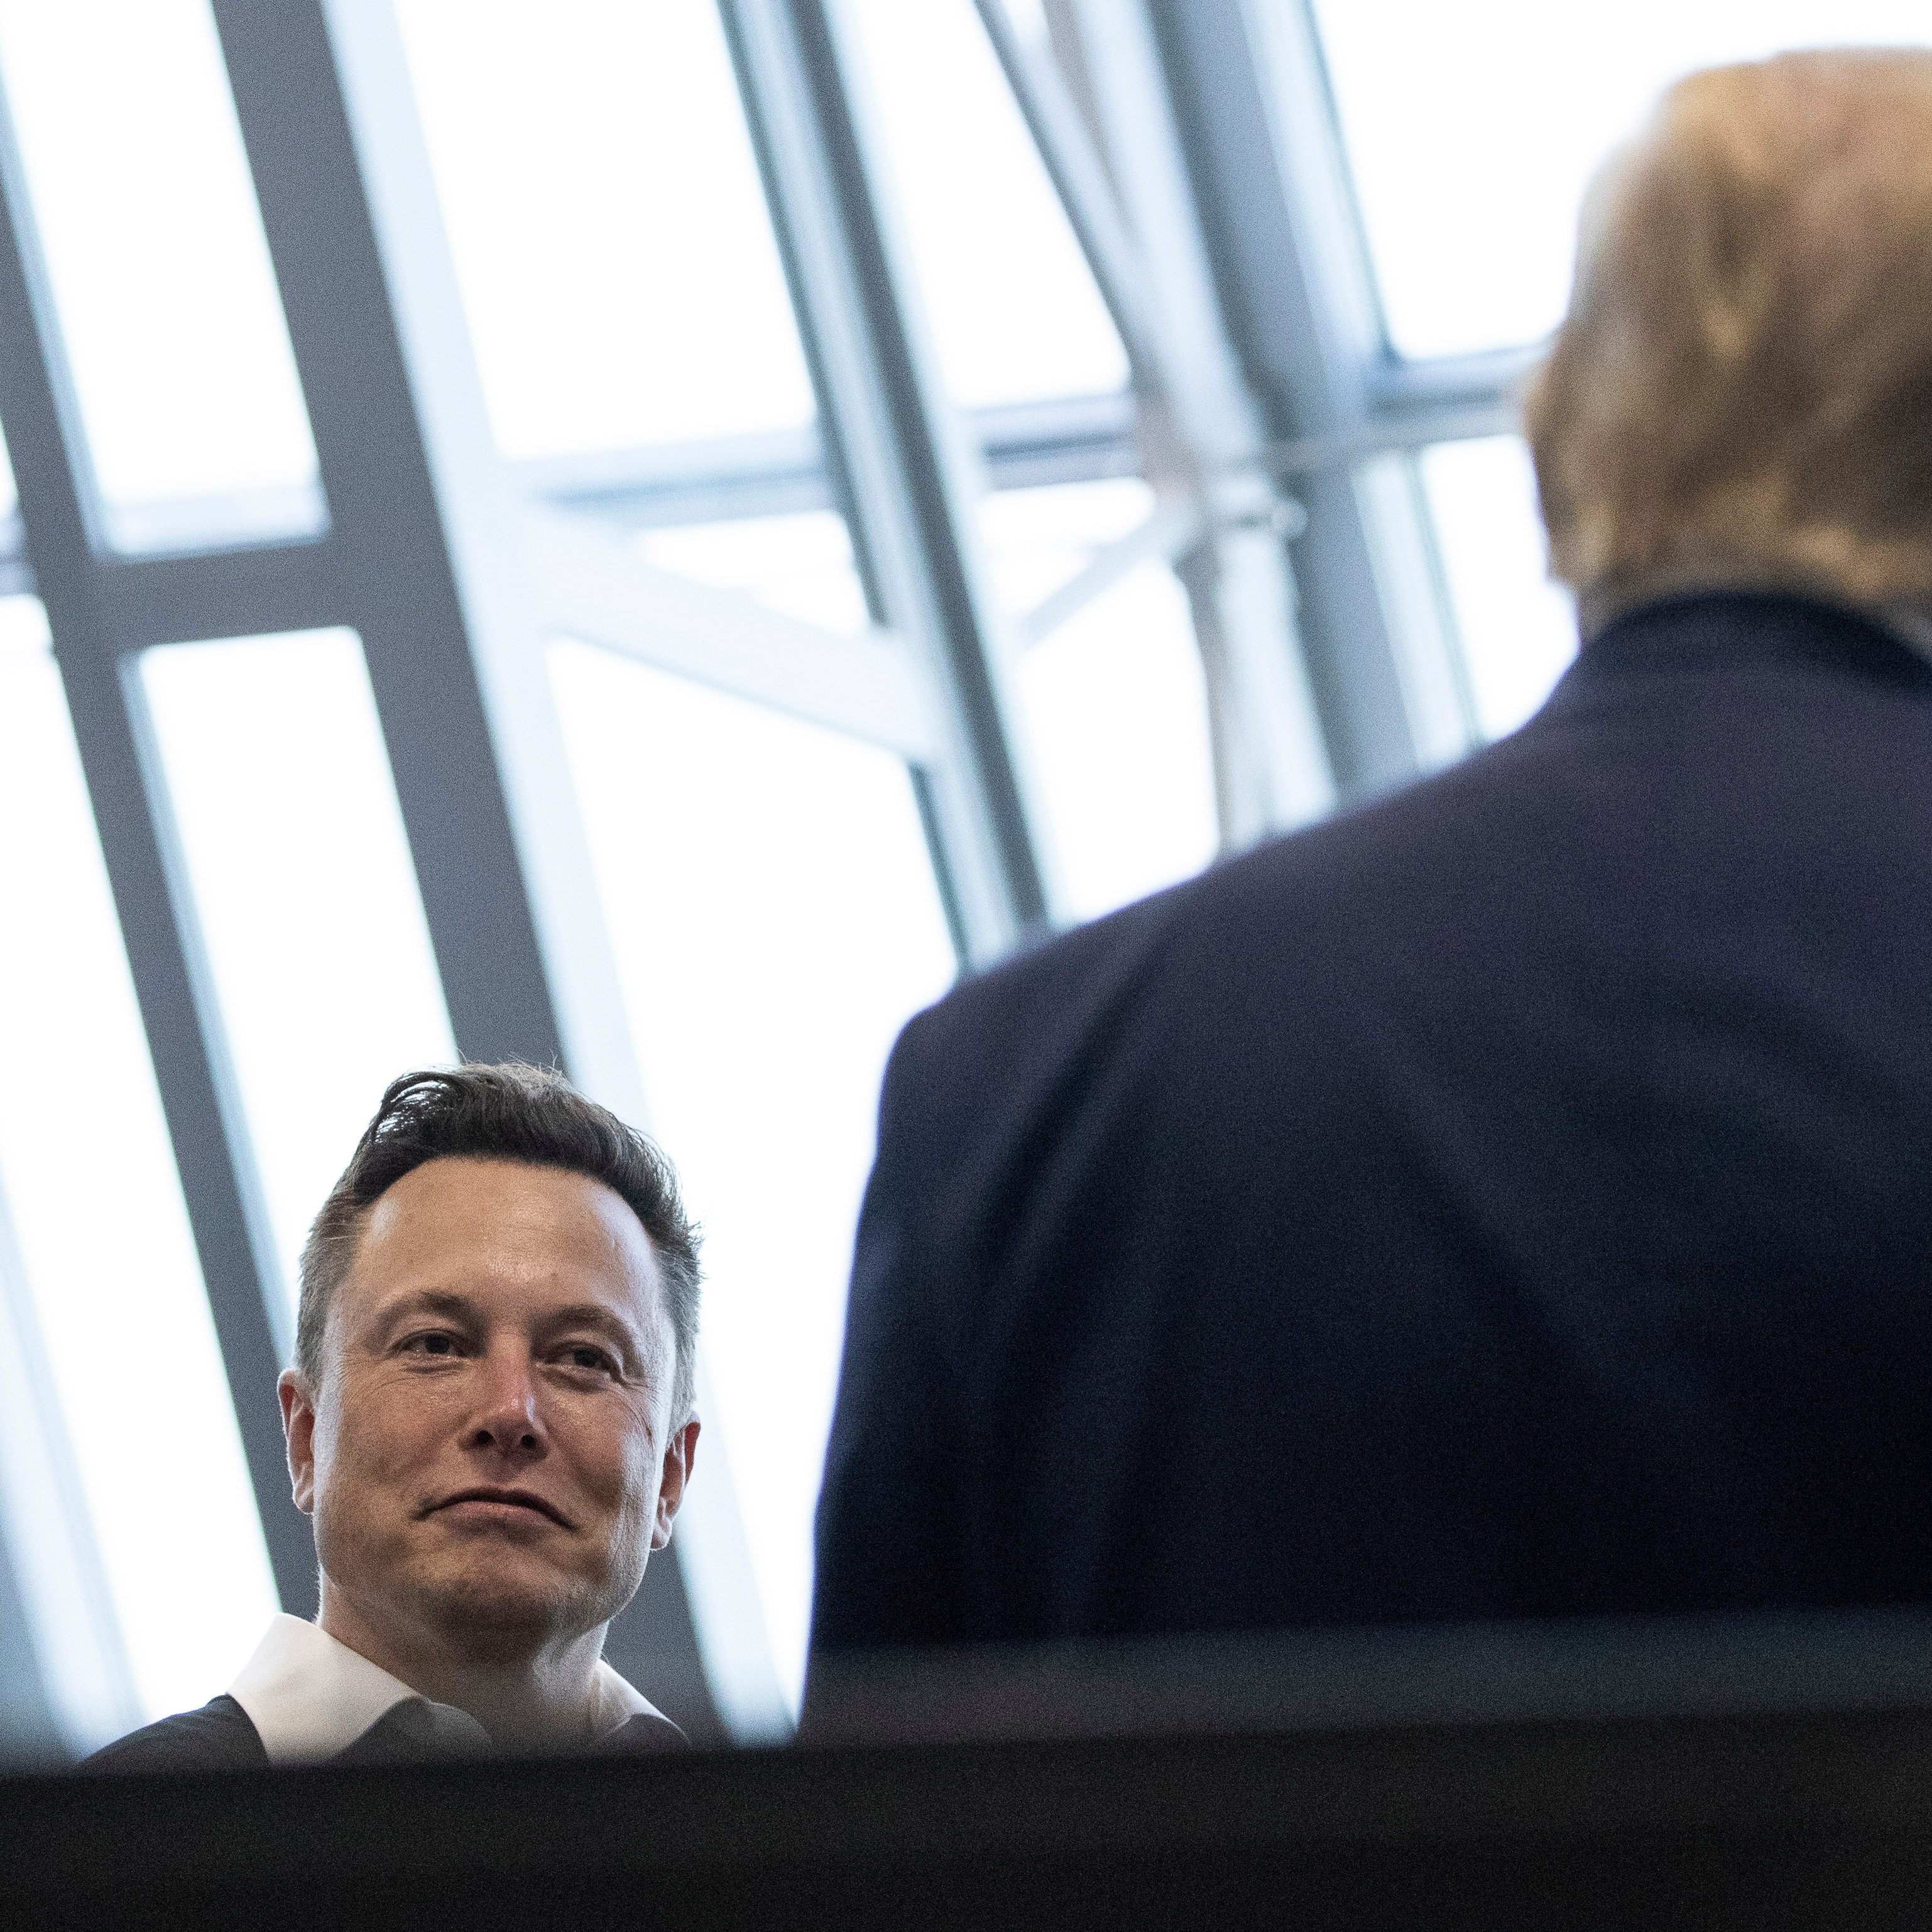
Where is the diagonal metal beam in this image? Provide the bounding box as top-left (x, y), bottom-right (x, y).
top-left (1015, 498), bottom-right (1207, 650)
top-left (1154, 0), bottom-right (1478, 792)
top-left (721, 0), bottom-right (1052, 951)
top-left (0, 1172), bottom-right (137, 1752)
top-left (969, 0), bottom-right (1170, 386)
top-left (1040, 0), bottom-right (1334, 848)
top-left (210, 0), bottom-right (783, 1740)
top-left (527, 507), bottom-right (939, 761)
top-left (0, 80), bottom-right (314, 1617)
top-left (210, 0), bottom-right (564, 1074)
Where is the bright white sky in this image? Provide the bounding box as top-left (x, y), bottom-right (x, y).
top-left (0, 0), bottom-right (315, 519)
top-left (396, 0), bottom-right (1126, 456)
top-left (139, 631), bottom-right (459, 1321)
top-left (1308, 0), bottom-right (1932, 359)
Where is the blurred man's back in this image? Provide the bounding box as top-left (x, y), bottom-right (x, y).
top-left (810, 51), bottom-right (1932, 1659)
top-left (816, 589), bottom-right (1932, 1648)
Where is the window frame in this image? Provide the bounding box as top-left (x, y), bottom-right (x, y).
top-left (0, 0), bottom-right (1531, 1747)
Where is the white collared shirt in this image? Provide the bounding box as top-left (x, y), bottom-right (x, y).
top-left (227, 1613), bottom-right (669, 1763)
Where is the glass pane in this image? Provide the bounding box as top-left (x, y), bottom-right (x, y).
top-left (841, 0), bottom-right (1130, 410)
top-left (1421, 437), bottom-right (1577, 740)
top-left (396, 0), bottom-right (816, 462)
top-left (636, 511), bottom-right (871, 636)
top-left (0, 598), bottom-right (276, 1722)
top-left (983, 479), bottom-right (1219, 920)
top-left (1306, 0), bottom-right (1929, 359)
top-left (139, 631), bottom-right (457, 1316)
top-left (550, 641), bottom-right (957, 1710)
top-left (0, 0), bottom-right (322, 548)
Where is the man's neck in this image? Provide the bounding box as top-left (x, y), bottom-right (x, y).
top-left (316, 1583), bottom-right (608, 1747)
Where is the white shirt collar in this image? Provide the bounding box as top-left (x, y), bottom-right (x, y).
top-left (227, 1613), bottom-right (663, 1763)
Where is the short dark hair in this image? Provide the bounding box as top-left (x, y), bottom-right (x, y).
top-left (295, 1064), bottom-right (701, 1419)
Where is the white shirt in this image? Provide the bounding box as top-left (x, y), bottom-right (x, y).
top-left (227, 1613), bottom-right (670, 1763)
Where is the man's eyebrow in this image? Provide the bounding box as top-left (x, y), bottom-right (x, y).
top-left (370, 1288), bottom-right (479, 1327)
top-left (539, 1303), bottom-right (647, 1345)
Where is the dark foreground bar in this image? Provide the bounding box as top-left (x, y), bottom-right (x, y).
top-left (13, 1612), bottom-right (1932, 1930)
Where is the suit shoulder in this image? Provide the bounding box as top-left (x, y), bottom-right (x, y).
top-left (84, 1693), bottom-right (268, 1774)
top-left (895, 787), bottom-right (1409, 1047)
top-left (886, 733), bottom-right (1561, 1115)
top-left (899, 873), bottom-right (1200, 1067)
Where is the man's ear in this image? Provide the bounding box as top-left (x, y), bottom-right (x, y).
top-left (651, 1416), bottom-right (701, 1551)
top-left (279, 1368), bottom-right (318, 1516)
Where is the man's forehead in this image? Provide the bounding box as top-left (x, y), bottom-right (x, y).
top-left (346, 1157), bottom-right (665, 1324)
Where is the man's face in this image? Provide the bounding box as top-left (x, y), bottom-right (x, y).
top-left (280, 1157), bottom-right (697, 1663)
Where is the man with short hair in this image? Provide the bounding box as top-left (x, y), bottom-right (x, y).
top-left (94, 1063), bottom-right (701, 1767)
top-left (811, 50), bottom-right (1932, 1667)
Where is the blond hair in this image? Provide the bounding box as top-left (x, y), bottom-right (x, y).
top-left (1525, 50), bottom-right (1932, 608)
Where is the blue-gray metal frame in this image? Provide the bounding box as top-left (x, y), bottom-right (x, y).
top-left (210, 1), bottom-right (565, 1074)
top-left (521, 393), bottom-right (1140, 532)
top-left (0, 1165), bottom-right (136, 1754)
top-left (0, 84), bottom-right (316, 1620)
top-left (205, 0), bottom-right (725, 1730)
top-left (1146, 0), bottom-right (1422, 799)
top-left (1039, 0), bottom-right (1337, 848)
top-left (1140, 0), bottom-right (1542, 796)
top-left (722, 0), bottom-right (1051, 954)
top-left (0, 1526), bottom-right (55, 1762)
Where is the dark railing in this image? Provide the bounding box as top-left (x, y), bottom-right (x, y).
top-left (11, 1610), bottom-right (1932, 1929)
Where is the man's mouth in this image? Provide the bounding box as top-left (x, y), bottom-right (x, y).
top-left (430, 1487), bottom-right (574, 1529)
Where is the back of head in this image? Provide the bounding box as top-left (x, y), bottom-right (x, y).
top-left (1525, 48), bottom-right (1932, 612)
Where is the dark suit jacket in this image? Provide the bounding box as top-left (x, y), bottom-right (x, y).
top-left (86, 1695), bottom-right (268, 1772)
top-left (87, 1695), bottom-right (685, 1771)
top-left (811, 592), bottom-right (1932, 1658)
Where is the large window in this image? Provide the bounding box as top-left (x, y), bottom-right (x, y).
top-left (1302, 0), bottom-right (1932, 736)
top-left (0, 0), bottom-right (320, 550)
top-left (396, 0), bottom-right (818, 462)
top-left (138, 630), bottom-right (457, 1318)
top-left (1309, 0), bottom-right (1928, 359)
top-left (0, 598), bottom-right (275, 1745)
top-left (4, 0), bottom-right (1924, 1754)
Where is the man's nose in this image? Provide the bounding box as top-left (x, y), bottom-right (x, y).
top-left (467, 1348), bottom-right (547, 1458)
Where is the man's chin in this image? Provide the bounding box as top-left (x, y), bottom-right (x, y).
top-left (407, 1556), bottom-right (614, 1659)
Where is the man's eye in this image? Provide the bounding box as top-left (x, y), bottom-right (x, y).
top-left (565, 1345), bottom-right (614, 1373)
top-left (402, 1332), bottom-right (458, 1357)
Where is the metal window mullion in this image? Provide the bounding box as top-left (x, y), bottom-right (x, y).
top-left (95, 538), bottom-right (345, 656)
top-left (1145, 0), bottom-right (1461, 799)
top-left (0, 1515), bottom-right (60, 1760)
top-left (1017, 0), bottom-right (1333, 850)
top-left (210, 0), bottom-right (782, 1740)
top-left (209, 0), bottom-right (568, 1073)
top-left (970, 0), bottom-right (1171, 389)
top-left (0, 1172), bottom-right (138, 1750)
top-left (0, 85), bottom-right (314, 1616)
top-left (721, 0), bottom-right (1051, 958)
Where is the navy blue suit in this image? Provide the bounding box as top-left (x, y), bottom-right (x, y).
top-left (810, 592), bottom-right (1932, 1658)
